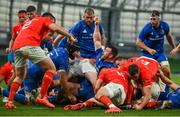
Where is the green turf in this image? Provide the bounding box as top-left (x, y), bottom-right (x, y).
top-left (0, 75), bottom-right (180, 116)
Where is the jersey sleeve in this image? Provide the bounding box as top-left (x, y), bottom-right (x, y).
top-left (164, 22), bottom-right (170, 35)
top-left (43, 17), bottom-right (54, 28)
top-left (70, 23), bottom-right (81, 40)
top-left (138, 24), bottom-right (149, 41)
top-left (98, 69), bottom-right (106, 81)
top-left (12, 25), bottom-right (17, 39)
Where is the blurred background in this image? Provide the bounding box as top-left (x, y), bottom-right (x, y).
top-left (0, 0), bottom-right (179, 73)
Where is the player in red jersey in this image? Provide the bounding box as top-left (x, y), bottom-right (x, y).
top-left (64, 68), bottom-right (129, 113)
top-left (5, 10), bottom-right (27, 84)
top-left (6, 10), bottom-right (27, 54)
top-left (0, 62), bottom-right (13, 85)
top-left (127, 57), bottom-right (160, 110)
top-left (64, 17), bottom-right (129, 113)
top-left (5, 6), bottom-right (75, 109)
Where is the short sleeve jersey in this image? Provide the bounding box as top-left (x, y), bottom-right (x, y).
top-left (98, 68), bottom-right (129, 93)
top-left (13, 16), bottom-right (53, 50)
top-left (138, 21), bottom-right (169, 54)
top-left (135, 57), bottom-right (159, 87)
top-left (70, 19), bottom-right (104, 59)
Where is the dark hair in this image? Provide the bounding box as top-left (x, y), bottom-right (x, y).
top-left (114, 56), bottom-right (127, 62)
top-left (26, 5), bottom-right (36, 12)
top-left (42, 12), bottom-right (56, 23)
top-left (67, 42), bottom-right (80, 59)
top-left (106, 45), bottom-right (118, 58)
top-left (151, 10), bottom-right (160, 17)
top-left (18, 10), bottom-right (26, 14)
top-left (128, 64), bottom-right (139, 76)
top-left (84, 7), bottom-right (94, 15)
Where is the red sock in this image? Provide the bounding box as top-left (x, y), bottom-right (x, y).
top-left (8, 82), bottom-right (21, 101)
top-left (145, 101), bottom-right (159, 108)
top-left (40, 70), bottom-right (55, 98)
top-left (84, 100), bottom-right (94, 108)
top-left (98, 95), bottom-right (112, 107)
top-left (49, 81), bottom-right (54, 89)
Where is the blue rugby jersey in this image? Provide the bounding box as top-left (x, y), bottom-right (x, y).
top-left (138, 21), bottom-right (169, 55)
top-left (70, 19), bottom-right (104, 59)
top-left (95, 48), bottom-right (117, 72)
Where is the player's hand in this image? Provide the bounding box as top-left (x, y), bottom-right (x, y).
top-left (148, 48), bottom-right (156, 55)
top-left (93, 87), bottom-right (98, 94)
top-left (68, 94), bottom-right (77, 104)
top-left (68, 36), bottom-right (76, 44)
top-left (6, 48), bottom-right (11, 53)
top-left (94, 16), bottom-right (100, 25)
top-left (133, 104), bottom-right (143, 110)
top-left (170, 48), bottom-right (178, 57)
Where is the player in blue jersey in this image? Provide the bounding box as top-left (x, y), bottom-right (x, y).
top-left (93, 17), bottom-right (118, 72)
top-left (64, 17), bottom-right (123, 113)
top-left (170, 43), bottom-right (180, 57)
top-left (136, 10), bottom-right (176, 79)
top-left (56, 8), bottom-right (106, 88)
top-left (69, 7), bottom-right (106, 59)
top-left (156, 69), bottom-right (180, 109)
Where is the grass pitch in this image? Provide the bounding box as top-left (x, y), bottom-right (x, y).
top-left (0, 75), bottom-right (180, 116)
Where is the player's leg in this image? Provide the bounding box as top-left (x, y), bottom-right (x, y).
top-left (27, 46), bottom-right (56, 108)
top-left (95, 83), bottom-right (123, 113)
top-left (5, 49), bottom-right (27, 109)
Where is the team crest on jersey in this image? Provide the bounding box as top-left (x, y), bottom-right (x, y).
top-left (82, 29), bottom-right (87, 33)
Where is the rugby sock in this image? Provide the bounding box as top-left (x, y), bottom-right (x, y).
top-left (40, 70), bottom-right (54, 98)
top-left (8, 82), bottom-right (21, 101)
top-left (145, 101), bottom-right (159, 108)
top-left (98, 95), bottom-right (115, 108)
top-left (84, 100), bottom-right (94, 108)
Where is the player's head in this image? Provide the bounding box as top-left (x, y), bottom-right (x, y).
top-left (150, 10), bottom-right (160, 27)
top-left (43, 30), bottom-right (54, 41)
top-left (67, 42), bottom-right (80, 59)
top-left (83, 7), bottom-right (95, 26)
top-left (114, 56), bottom-right (128, 67)
top-left (26, 5), bottom-right (37, 20)
top-left (42, 12), bottom-right (56, 23)
top-left (102, 45), bottom-right (118, 61)
top-left (17, 10), bottom-right (27, 23)
top-left (128, 64), bottom-right (140, 81)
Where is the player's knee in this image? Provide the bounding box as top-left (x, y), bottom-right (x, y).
top-left (161, 66), bottom-right (170, 78)
top-left (95, 87), bottom-right (108, 99)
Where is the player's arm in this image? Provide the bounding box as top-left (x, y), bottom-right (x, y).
top-left (6, 33), bottom-right (16, 53)
top-left (93, 17), bottom-right (102, 50)
top-left (53, 34), bottom-right (64, 47)
top-left (170, 44), bottom-right (180, 57)
top-left (166, 32), bottom-right (176, 49)
top-left (158, 69), bottom-right (179, 90)
top-left (48, 23), bottom-right (75, 43)
top-left (94, 78), bottom-right (103, 94)
top-left (101, 34), bottom-right (107, 46)
top-left (136, 39), bottom-right (156, 55)
top-left (133, 85), bottom-right (151, 110)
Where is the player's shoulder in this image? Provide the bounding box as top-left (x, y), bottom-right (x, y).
top-left (160, 20), bottom-right (169, 28)
top-left (13, 23), bottom-right (21, 28)
top-left (141, 22), bottom-right (152, 32)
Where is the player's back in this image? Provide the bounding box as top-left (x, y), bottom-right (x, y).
top-left (13, 16), bottom-right (53, 50)
top-left (98, 68), bottom-right (129, 93)
top-left (48, 47), bottom-right (69, 71)
top-left (136, 56), bottom-right (159, 76)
